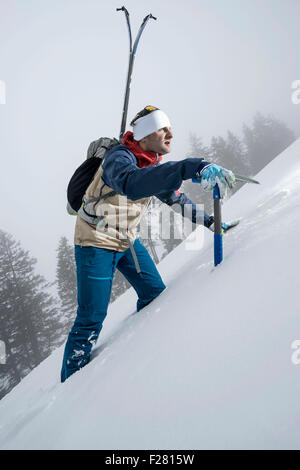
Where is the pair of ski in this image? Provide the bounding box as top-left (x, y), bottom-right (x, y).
top-left (117, 6), bottom-right (156, 141)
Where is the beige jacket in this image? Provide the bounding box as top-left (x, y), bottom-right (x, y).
top-left (74, 165), bottom-right (151, 251)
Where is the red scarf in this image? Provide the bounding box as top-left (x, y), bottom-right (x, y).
top-left (122, 131), bottom-right (162, 168)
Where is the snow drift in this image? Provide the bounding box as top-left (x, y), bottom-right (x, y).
top-left (1, 139), bottom-right (300, 450)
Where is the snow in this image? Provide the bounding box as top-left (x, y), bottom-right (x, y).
top-left (1, 139), bottom-right (300, 450)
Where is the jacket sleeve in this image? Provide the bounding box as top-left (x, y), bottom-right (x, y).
top-left (101, 146), bottom-right (211, 201)
top-left (156, 190), bottom-right (213, 228)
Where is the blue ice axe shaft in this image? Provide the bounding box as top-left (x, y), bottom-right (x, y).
top-left (213, 184), bottom-right (223, 266)
top-left (191, 179), bottom-right (223, 265)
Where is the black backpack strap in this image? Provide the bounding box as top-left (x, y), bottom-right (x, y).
top-left (100, 190), bottom-right (117, 200)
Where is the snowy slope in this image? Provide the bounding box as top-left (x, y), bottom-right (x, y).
top-left (1, 139), bottom-right (300, 450)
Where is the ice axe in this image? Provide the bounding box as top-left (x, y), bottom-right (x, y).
top-left (193, 172), bottom-right (260, 266)
top-left (213, 173), bottom-right (260, 266)
top-left (234, 174), bottom-right (260, 185)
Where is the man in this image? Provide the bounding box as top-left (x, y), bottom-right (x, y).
top-left (61, 105), bottom-right (235, 382)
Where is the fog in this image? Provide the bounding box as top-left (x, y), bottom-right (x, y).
top-left (0, 0), bottom-right (299, 282)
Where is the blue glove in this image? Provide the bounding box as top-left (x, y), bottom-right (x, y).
top-left (194, 164), bottom-right (236, 198)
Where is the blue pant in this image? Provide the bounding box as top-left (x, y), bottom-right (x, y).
top-left (61, 239), bottom-right (166, 382)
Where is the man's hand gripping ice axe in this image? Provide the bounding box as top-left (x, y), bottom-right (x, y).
top-left (192, 165), bottom-right (260, 266)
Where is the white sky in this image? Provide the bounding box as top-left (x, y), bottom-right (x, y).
top-left (0, 0), bottom-right (299, 282)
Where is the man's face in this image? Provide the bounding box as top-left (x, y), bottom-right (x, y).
top-left (139, 126), bottom-right (173, 155)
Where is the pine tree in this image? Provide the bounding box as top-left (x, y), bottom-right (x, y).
top-left (0, 229), bottom-right (62, 399)
top-left (209, 133), bottom-right (250, 195)
top-left (243, 112), bottom-right (295, 174)
top-left (56, 236), bottom-right (77, 333)
top-left (226, 130), bottom-right (250, 176)
top-left (186, 132), bottom-right (212, 160)
top-left (210, 136), bottom-right (228, 166)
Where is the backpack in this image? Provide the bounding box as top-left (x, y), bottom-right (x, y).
top-left (67, 137), bottom-right (119, 217)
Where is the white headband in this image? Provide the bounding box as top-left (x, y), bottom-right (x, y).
top-left (132, 110), bottom-right (171, 141)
